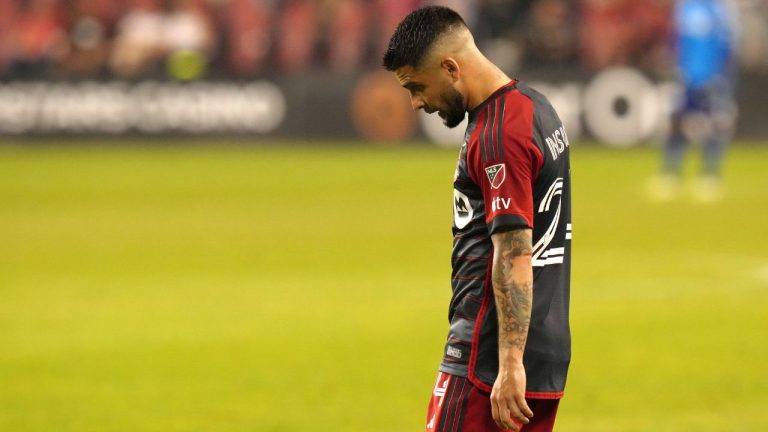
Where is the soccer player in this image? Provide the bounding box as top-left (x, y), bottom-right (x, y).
top-left (383, 7), bottom-right (571, 432)
top-left (650, 0), bottom-right (739, 202)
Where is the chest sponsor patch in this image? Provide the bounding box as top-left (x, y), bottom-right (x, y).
top-left (484, 163), bottom-right (506, 189)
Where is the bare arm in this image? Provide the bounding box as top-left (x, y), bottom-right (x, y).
top-left (489, 228), bottom-right (534, 431)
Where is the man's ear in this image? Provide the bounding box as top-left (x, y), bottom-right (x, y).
top-left (441, 58), bottom-right (460, 82)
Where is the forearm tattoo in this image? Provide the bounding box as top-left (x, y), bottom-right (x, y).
top-left (491, 229), bottom-right (533, 352)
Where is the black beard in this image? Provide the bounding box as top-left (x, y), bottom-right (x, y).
top-left (441, 87), bottom-right (466, 128)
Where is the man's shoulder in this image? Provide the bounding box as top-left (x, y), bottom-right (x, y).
top-left (511, 81), bottom-right (558, 114)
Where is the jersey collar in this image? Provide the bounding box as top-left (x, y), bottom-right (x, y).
top-left (468, 80), bottom-right (517, 124)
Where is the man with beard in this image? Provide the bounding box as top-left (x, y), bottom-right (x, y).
top-left (382, 7), bottom-right (572, 432)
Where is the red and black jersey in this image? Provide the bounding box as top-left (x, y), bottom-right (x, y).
top-left (441, 80), bottom-right (571, 398)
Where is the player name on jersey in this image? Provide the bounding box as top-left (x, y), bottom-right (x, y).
top-left (544, 125), bottom-right (570, 161)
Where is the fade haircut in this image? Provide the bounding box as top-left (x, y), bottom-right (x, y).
top-left (382, 6), bottom-right (467, 71)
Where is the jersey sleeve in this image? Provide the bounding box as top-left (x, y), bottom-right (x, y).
top-left (469, 111), bottom-right (543, 235)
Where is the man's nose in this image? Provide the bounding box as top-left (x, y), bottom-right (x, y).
top-left (410, 94), bottom-right (425, 111)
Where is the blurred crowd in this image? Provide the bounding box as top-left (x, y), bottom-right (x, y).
top-left (0, 0), bottom-right (766, 81)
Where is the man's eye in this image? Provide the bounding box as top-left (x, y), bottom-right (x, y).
top-left (406, 85), bottom-right (423, 94)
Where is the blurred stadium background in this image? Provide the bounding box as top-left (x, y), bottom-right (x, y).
top-left (1, 1), bottom-right (767, 431)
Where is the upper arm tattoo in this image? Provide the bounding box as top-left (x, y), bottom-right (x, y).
top-left (491, 228), bottom-right (533, 352)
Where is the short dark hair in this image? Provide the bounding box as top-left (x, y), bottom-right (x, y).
top-left (382, 6), bottom-right (467, 71)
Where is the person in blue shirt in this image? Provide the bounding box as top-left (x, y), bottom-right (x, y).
top-left (651, 0), bottom-right (739, 202)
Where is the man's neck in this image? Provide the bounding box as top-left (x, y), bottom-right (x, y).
top-left (465, 58), bottom-right (511, 111)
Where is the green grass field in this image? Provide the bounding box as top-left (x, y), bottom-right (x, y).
top-left (1, 141), bottom-right (767, 432)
